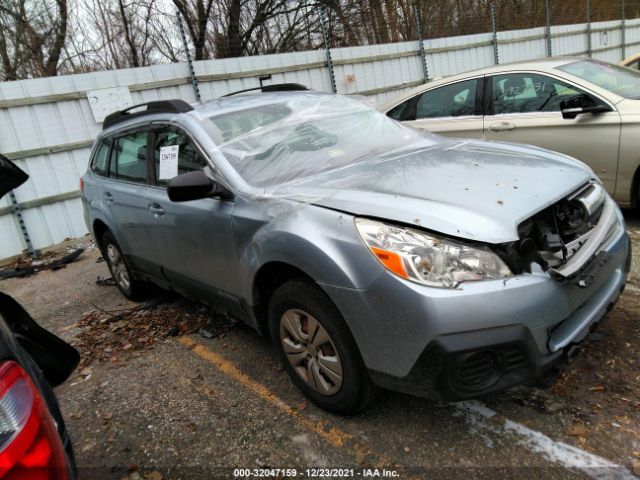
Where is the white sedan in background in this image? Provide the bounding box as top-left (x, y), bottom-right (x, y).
top-left (379, 57), bottom-right (640, 207)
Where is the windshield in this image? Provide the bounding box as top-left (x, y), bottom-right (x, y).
top-left (557, 59), bottom-right (640, 99)
top-left (206, 94), bottom-right (426, 187)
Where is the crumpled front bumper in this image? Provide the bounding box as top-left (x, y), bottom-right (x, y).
top-left (322, 202), bottom-right (630, 401)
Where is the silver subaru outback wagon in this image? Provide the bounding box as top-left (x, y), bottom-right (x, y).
top-left (81, 88), bottom-right (630, 414)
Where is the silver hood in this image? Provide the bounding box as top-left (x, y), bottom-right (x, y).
top-left (273, 139), bottom-right (594, 244)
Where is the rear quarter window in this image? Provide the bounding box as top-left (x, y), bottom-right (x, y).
top-left (90, 140), bottom-right (110, 176)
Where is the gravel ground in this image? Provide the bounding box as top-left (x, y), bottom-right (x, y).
top-left (1, 211), bottom-right (639, 480)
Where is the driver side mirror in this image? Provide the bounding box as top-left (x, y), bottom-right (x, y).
top-left (167, 171), bottom-right (233, 202)
top-left (560, 94), bottom-right (610, 119)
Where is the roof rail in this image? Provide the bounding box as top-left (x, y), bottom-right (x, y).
top-left (222, 83), bottom-right (310, 97)
top-left (103, 100), bottom-right (193, 130)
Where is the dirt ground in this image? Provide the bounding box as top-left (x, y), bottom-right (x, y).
top-left (1, 211), bottom-right (639, 480)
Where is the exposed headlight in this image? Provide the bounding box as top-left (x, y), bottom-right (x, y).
top-left (355, 218), bottom-right (512, 288)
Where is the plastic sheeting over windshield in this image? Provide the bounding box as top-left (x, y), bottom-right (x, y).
top-left (203, 93), bottom-right (436, 193)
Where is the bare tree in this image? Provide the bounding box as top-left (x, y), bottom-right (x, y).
top-left (170, 0), bottom-right (323, 59)
top-left (0, 0), bottom-right (68, 80)
top-left (172, 0), bottom-right (215, 60)
top-left (80, 0), bottom-right (160, 70)
top-left (4, 0), bottom-right (640, 81)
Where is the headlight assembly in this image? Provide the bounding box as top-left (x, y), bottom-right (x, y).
top-left (355, 218), bottom-right (512, 288)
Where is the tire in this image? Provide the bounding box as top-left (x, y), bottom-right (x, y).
top-left (268, 279), bottom-right (374, 414)
top-left (101, 231), bottom-right (152, 301)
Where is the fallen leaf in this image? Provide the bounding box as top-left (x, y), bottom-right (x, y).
top-left (615, 416), bottom-right (630, 425)
top-left (566, 424), bottom-right (589, 436)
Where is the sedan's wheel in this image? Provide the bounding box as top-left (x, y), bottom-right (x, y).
top-left (280, 308), bottom-right (343, 396)
top-left (101, 231), bottom-right (152, 301)
top-left (269, 279), bottom-right (374, 414)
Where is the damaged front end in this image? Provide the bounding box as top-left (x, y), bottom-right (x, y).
top-left (502, 182), bottom-right (622, 287)
top-left (375, 181), bottom-right (628, 401)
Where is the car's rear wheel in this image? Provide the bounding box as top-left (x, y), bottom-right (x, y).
top-left (268, 279), bottom-right (374, 414)
top-left (101, 231), bottom-right (151, 301)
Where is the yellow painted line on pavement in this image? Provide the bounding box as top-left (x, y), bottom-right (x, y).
top-left (178, 336), bottom-right (395, 468)
top-left (179, 336), bottom-right (351, 447)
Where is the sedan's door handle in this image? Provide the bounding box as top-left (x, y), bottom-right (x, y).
top-left (148, 203), bottom-right (165, 217)
top-left (103, 191), bottom-right (114, 204)
top-left (489, 122), bottom-right (516, 132)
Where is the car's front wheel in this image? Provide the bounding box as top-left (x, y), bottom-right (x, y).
top-left (101, 231), bottom-right (151, 301)
top-left (268, 279), bottom-right (374, 414)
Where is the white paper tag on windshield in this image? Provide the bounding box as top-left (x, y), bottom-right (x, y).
top-left (159, 145), bottom-right (179, 180)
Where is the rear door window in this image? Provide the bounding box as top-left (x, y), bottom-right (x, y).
top-left (152, 127), bottom-right (208, 187)
top-left (110, 130), bottom-right (149, 184)
top-left (415, 79), bottom-right (478, 119)
top-left (387, 79), bottom-right (479, 121)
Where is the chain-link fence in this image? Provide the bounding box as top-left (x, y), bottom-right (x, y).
top-left (186, 0), bottom-right (640, 57)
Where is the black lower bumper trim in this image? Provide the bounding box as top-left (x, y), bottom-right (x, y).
top-left (369, 325), bottom-right (566, 402)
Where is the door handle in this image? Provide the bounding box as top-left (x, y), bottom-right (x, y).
top-left (148, 203), bottom-right (165, 217)
top-left (489, 122), bottom-right (516, 132)
top-left (103, 191), bottom-right (114, 204)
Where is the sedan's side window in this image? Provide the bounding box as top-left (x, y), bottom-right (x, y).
top-left (414, 79), bottom-right (478, 119)
top-left (387, 101), bottom-right (410, 120)
top-left (153, 127), bottom-right (208, 187)
top-left (109, 130), bottom-right (149, 184)
top-left (491, 73), bottom-right (584, 115)
top-left (386, 79), bottom-right (478, 121)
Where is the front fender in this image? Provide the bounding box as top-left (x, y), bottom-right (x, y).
top-left (233, 200), bottom-right (384, 302)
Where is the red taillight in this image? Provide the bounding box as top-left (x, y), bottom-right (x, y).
top-left (0, 362), bottom-right (68, 480)
top-left (79, 178), bottom-right (84, 194)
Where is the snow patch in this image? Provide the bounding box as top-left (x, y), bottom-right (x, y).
top-left (454, 401), bottom-right (636, 480)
